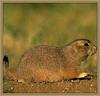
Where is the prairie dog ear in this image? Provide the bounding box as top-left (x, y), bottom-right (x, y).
top-left (76, 40), bottom-right (84, 46)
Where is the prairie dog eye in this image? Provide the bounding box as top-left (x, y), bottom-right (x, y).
top-left (84, 43), bottom-right (89, 46)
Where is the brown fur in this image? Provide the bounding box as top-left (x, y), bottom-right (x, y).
top-left (14, 39), bottom-right (96, 82)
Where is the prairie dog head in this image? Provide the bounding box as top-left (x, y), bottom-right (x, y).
top-left (70, 39), bottom-right (97, 61)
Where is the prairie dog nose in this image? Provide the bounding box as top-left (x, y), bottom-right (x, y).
top-left (90, 44), bottom-right (97, 56)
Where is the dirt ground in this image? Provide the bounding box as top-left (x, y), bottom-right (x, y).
top-left (3, 76), bottom-right (97, 93)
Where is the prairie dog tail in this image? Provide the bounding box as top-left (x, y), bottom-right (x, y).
top-left (3, 55), bottom-right (17, 81)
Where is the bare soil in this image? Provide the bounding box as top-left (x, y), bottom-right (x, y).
top-left (3, 76), bottom-right (97, 93)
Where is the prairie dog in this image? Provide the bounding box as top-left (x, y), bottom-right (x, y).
top-left (14, 39), bottom-right (97, 82)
